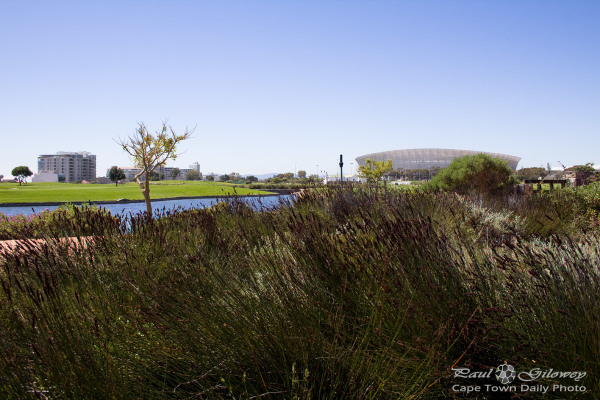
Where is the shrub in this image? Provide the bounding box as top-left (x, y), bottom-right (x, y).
top-left (428, 153), bottom-right (517, 196)
top-left (185, 170), bottom-right (200, 180)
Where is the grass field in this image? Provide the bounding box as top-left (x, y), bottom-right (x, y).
top-left (0, 181), bottom-right (273, 204)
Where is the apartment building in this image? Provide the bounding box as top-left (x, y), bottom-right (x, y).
top-left (105, 167), bottom-right (142, 181)
top-left (38, 151), bottom-right (97, 182)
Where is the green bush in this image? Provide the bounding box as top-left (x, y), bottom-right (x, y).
top-left (185, 170), bottom-right (200, 180)
top-left (428, 153), bottom-right (517, 196)
top-left (577, 181), bottom-right (600, 214)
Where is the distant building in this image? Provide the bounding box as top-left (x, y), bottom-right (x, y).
top-left (105, 167), bottom-right (142, 181)
top-left (160, 166), bottom-right (178, 180)
top-left (179, 168), bottom-right (194, 179)
top-left (32, 171), bottom-right (59, 183)
top-left (159, 166), bottom-right (191, 180)
top-left (159, 163), bottom-right (200, 180)
top-left (108, 163), bottom-right (202, 181)
top-left (356, 148), bottom-right (521, 171)
top-left (189, 162), bottom-right (200, 173)
top-left (38, 151), bottom-right (97, 182)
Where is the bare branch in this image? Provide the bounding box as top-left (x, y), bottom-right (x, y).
top-left (115, 121), bottom-right (194, 219)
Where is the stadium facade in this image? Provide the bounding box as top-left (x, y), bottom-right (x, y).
top-left (355, 149), bottom-right (521, 171)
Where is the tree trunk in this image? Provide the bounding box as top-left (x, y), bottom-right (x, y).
top-left (136, 174), bottom-right (153, 221)
top-left (144, 173), bottom-right (152, 220)
top-left (143, 188), bottom-right (152, 220)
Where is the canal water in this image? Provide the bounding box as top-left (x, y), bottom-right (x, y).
top-left (0, 195), bottom-right (292, 217)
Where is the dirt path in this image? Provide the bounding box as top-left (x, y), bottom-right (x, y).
top-left (0, 237), bottom-right (94, 257)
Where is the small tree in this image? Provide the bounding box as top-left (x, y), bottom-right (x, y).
top-left (170, 167), bottom-right (181, 180)
top-left (297, 170), bottom-right (306, 179)
top-left (357, 158), bottom-right (393, 194)
top-left (566, 163), bottom-right (596, 173)
top-left (108, 166), bottom-right (126, 186)
top-left (206, 175), bottom-right (215, 182)
top-left (229, 172), bottom-right (242, 182)
top-left (219, 174), bottom-right (230, 182)
top-left (11, 166), bottom-right (33, 185)
top-left (358, 159), bottom-right (393, 183)
top-left (428, 153), bottom-right (516, 196)
top-left (516, 167), bottom-right (548, 181)
top-left (308, 174), bottom-right (320, 183)
top-left (117, 121), bottom-right (194, 219)
top-left (186, 170), bottom-right (200, 180)
top-left (149, 171), bottom-right (161, 181)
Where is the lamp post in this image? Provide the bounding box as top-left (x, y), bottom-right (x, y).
top-left (339, 154), bottom-right (344, 187)
top-left (295, 162), bottom-right (298, 178)
top-left (316, 165), bottom-right (319, 178)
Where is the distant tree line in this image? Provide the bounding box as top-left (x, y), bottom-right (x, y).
top-left (515, 163), bottom-right (598, 182)
top-left (385, 167), bottom-right (443, 181)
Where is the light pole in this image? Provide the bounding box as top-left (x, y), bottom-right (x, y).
top-left (295, 162), bottom-right (298, 178)
top-left (316, 165), bottom-right (319, 178)
top-left (339, 154), bottom-right (344, 187)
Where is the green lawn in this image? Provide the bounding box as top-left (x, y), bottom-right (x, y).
top-left (529, 182), bottom-right (568, 191)
top-left (0, 181), bottom-right (274, 204)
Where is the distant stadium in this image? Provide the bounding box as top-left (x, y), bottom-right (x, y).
top-left (355, 148), bottom-right (521, 171)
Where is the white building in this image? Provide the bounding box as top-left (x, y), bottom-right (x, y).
top-left (189, 162), bottom-right (200, 173)
top-left (159, 163), bottom-right (200, 180)
top-left (108, 163), bottom-right (202, 181)
top-left (32, 171), bottom-right (59, 183)
top-left (105, 167), bottom-right (142, 181)
top-left (38, 151), bottom-right (97, 182)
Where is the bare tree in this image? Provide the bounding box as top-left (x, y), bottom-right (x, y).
top-left (117, 122), bottom-right (194, 219)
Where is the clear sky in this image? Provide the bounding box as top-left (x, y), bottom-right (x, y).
top-left (1, 0), bottom-right (599, 178)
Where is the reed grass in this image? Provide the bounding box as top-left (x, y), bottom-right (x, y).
top-left (0, 186), bottom-right (598, 398)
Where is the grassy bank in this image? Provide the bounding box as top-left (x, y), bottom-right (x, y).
top-left (0, 187), bottom-right (599, 398)
top-left (0, 181), bottom-right (273, 204)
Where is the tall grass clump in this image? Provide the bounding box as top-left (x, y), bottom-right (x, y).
top-left (0, 204), bottom-right (120, 240)
top-left (1, 187), bottom-right (599, 398)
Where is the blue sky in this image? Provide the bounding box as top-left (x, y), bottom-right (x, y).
top-left (1, 0), bottom-right (599, 178)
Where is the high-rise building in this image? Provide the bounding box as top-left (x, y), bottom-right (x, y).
top-left (38, 151), bottom-right (97, 182)
top-left (189, 162), bottom-right (200, 173)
